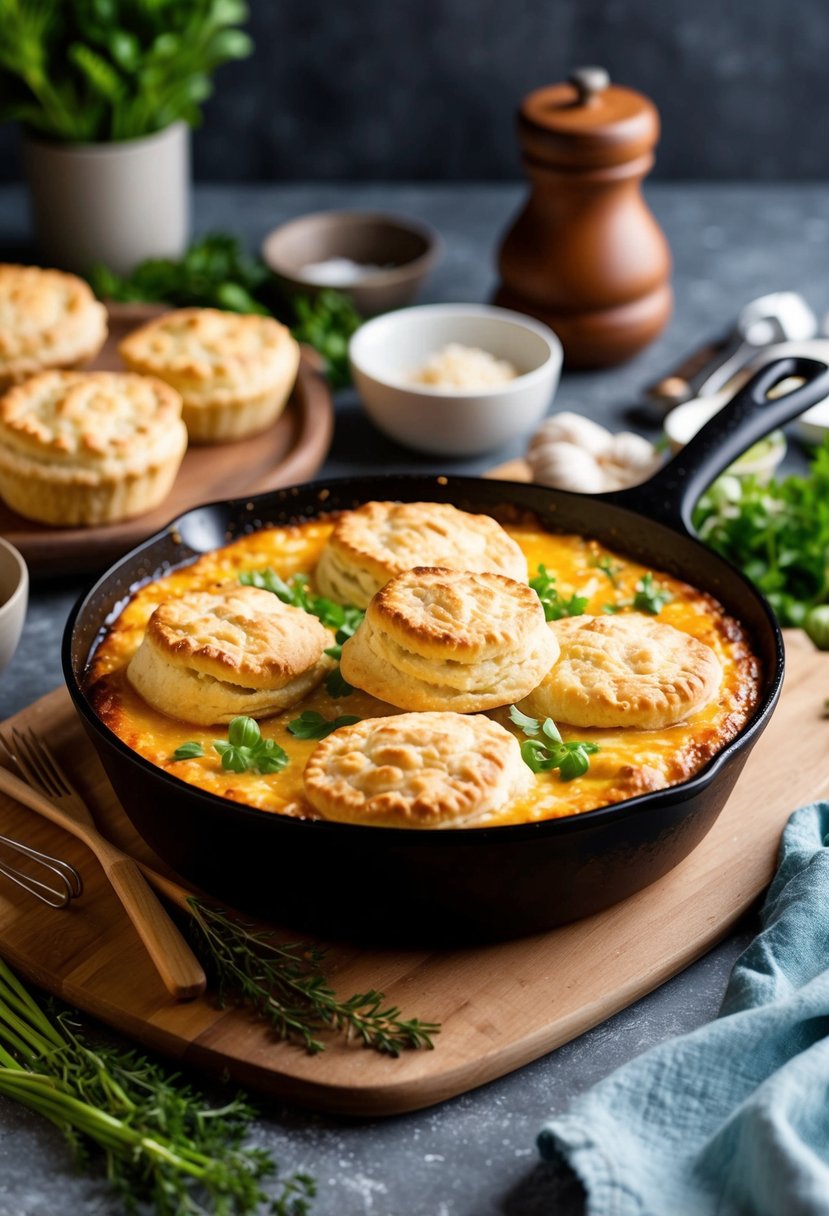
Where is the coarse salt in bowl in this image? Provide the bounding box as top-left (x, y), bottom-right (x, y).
top-left (349, 304), bottom-right (562, 457)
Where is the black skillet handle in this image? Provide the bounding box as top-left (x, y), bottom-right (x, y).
top-left (605, 355), bottom-right (829, 535)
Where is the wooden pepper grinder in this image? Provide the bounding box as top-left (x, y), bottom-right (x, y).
top-left (494, 67), bottom-right (672, 368)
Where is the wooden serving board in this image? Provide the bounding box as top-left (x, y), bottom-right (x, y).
top-left (1, 304), bottom-right (334, 578)
top-left (0, 632), bottom-right (826, 1117)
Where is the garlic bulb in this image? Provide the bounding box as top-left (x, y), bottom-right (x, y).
top-left (526, 412), bottom-right (659, 494)
top-left (527, 411), bottom-right (613, 459)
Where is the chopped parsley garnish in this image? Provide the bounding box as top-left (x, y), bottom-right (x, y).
top-left (287, 710), bottom-right (360, 740)
top-left (632, 571), bottom-right (673, 615)
top-left (529, 564), bottom-right (589, 621)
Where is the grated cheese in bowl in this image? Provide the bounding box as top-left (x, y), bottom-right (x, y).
top-left (409, 343), bottom-right (518, 391)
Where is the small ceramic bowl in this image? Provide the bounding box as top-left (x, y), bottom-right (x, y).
top-left (349, 304), bottom-right (563, 457)
top-left (0, 537), bottom-right (28, 675)
top-left (261, 211), bottom-right (438, 315)
top-left (664, 397), bottom-right (786, 481)
top-left (347, 302), bottom-right (561, 457)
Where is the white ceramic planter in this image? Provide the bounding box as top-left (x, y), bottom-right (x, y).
top-left (24, 121), bottom-right (191, 275)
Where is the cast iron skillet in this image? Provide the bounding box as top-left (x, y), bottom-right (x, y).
top-left (63, 355), bottom-right (829, 943)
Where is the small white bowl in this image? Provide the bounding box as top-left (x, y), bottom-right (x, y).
top-left (0, 537), bottom-right (28, 675)
top-left (349, 304), bottom-right (562, 457)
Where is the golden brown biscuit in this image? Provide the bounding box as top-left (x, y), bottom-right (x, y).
top-left (127, 583), bottom-right (334, 725)
top-left (0, 370), bottom-right (186, 526)
top-left (303, 711), bottom-right (532, 827)
top-left (519, 614), bottom-right (722, 730)
top-left (119, 307), bottom-right (300, 443)
top-left (0, 264), bottom-right (107, 389)
top-left (314, 500), bottom-right (528, 608)
top-left (340, 566), bottom-right (559, 711)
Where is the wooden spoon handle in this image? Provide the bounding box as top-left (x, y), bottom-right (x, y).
top-left (102, 852), bottom-right (206, 1001)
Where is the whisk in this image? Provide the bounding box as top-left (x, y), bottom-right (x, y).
top-left (0, 833), bottom-right (82, 908)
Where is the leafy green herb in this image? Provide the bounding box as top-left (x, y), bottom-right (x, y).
top-left (508, 707), bottom-right (599, 782)
top-left (239, 569), bottom-right (364, 637)
top-left (0, 958), bottom-right (314, 1215)
top-left (90, 233), bottom-right (270, 313)
top-left (632, 572), bottom-right (673, 615)
top-left (287, 711), bottom-right (360, 740)
top-left (213, 717), bottom-right (289, 775)
top-left (291, 290), bottom-right (363, 390)
top-left (171, 740), bottom-right (204, 761)
top-left (594, 556), bottom-right (622, 586)
top-left (0, 0), bottom-right (252, 143)
top-left (529, 565), bottom-right (589, 621)
top-left (694, 441), bottom-right (829, 629)
top-left (602, 603), bottom-right (623, 614)
top-left (187, 900), bottom-right (440, 1057)
top-left (508, 704), bottom-right (541, 736)
top-left (804, 604), bottom-right (829, 651)
top-left (325, 667), bottom-right (355, 699)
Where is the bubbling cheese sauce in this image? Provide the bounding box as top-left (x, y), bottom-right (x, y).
top-left (87, 517), bottom-right (761, 827)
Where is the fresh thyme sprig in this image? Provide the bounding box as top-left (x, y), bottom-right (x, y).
top-left (529, 565), bottom-right (589, 621)
top-left (0, 959), bottom-right (315, 1215)
top-left (508, 706), bottom-right (599, 781)
top-left (186, 900), bottom-right (439, 1057)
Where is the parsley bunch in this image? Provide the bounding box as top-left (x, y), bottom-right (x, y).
top-left (508, 706), bottom-right (599, 781)
top-left (694, 440), bottom-right (829, 628)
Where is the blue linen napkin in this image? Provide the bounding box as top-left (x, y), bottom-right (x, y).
top-left (538, 801), bottom-right (829, 1216)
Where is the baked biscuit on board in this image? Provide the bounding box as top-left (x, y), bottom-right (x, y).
top-left (119, 307), bottom-right (300, 444)
top-left (315, 500), bottom-right (528, 608)
top-left (127, 584), bottom-right (334, 725)
top-left (519, 613), bottom-right (722, 730)
top-left (0, 370), bottom-right (186, 526)
top-left (303, 711), bottom-right (532, 828)
top-left (0, 264), bottom-right (107, 389)
top-left (340, 566), bottom-right (559, 711)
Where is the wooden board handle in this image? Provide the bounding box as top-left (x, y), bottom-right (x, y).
top-left (103, 853), bottom-right (206, 1001)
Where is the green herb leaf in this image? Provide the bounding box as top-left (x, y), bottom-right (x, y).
top-left (603, 603), bottom-right (623, 614)
top-left (594, 556), bottom-right (622, 586)
top-left (213, 718), bottom-right (289, 774)
top-left (518, 721), bottom-right (599, 782)
top-left (529, 564), bottom-right (589, 621)
top-left (239, 568), bottom-right (365, 638)
top-left (171, 741), bottom-right (204, 761)
top-left (325, 666), bottom-right (355, 698)
top-left (287, 711), bottom-right (360, 740)
top-left (633, 571), bottom-right (673, 614)
top-left (508, 704), bottom-right (541, 735)
top-left (291, 289), bottom-right (363, 389)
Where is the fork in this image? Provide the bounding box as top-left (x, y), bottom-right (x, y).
top-left (0, 728), bottom-right (206, 1001)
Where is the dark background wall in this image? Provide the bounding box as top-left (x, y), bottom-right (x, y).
top-left (1, 0), bottom-right (826, 181)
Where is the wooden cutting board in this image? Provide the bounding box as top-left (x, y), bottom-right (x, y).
top-left (0, 631), bottom-right (826, 1117)
top-left (0, 304), bottom-right (334, 578)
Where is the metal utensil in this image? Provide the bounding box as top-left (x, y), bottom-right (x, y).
top-left (647, 292), bottom-right (819, 408)
top-left (0, 728), bottom-right (206, 1000)
top-left (0, 832), bottom-right (82, 908)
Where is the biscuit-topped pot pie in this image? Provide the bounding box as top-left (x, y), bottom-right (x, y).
top-left (0, 264), bottom-right (107, 390)
top-left (0, 370), bottom-right (186, 526)
top-left (119, 307), bottom-right (301, 444)
top-left (86, 501), bottom-right (761, 828)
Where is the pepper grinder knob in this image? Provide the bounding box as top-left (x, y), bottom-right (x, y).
top-left (569, 66), bottom-right (610, 104)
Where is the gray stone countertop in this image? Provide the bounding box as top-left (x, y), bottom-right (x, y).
top-left (0, 181), bottom-right (826, 1215)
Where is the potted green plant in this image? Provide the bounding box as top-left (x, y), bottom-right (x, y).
top-left (0, 0), bottom-right (252, 273)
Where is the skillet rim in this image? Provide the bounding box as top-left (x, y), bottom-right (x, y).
top-left (62, 473), bottom-right (785, 845)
